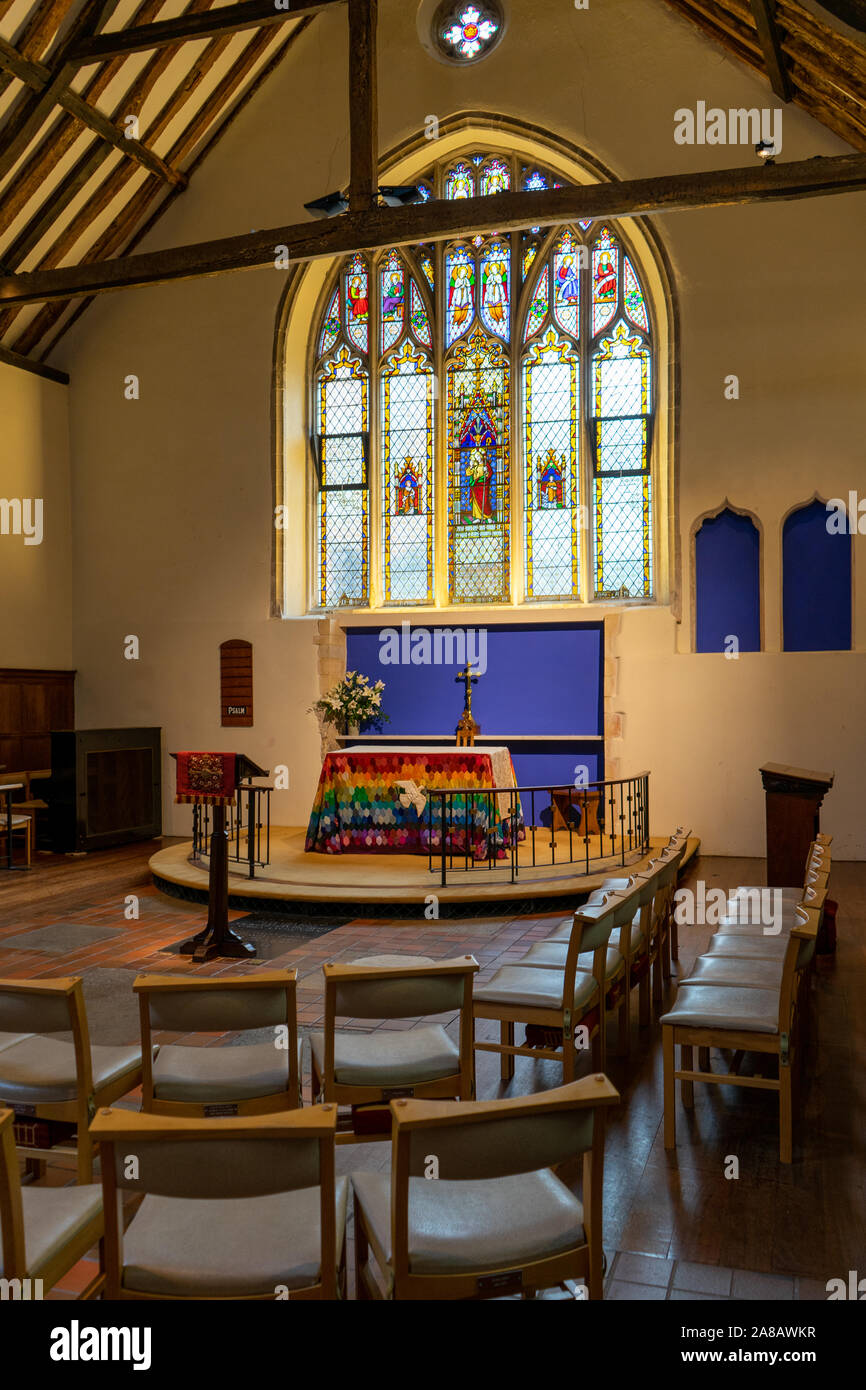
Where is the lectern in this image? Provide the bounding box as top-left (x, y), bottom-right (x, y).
top-left (172, 751), bottom-right (268, 962)
top-left (759, 763), bottom-right (834, 888)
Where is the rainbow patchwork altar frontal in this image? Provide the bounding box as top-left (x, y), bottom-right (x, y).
top-left (304, 746), bottom-right (524, 858)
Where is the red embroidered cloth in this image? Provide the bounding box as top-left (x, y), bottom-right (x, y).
top-left (175, 752), bottom-right (237, 805)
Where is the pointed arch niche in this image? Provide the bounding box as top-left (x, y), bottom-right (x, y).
top-left (692, 503), bottom-right (762, 654)
top-left (273, 115), bottom-right (678, 619)
top-left (782, 497), bottom-right (852, 652)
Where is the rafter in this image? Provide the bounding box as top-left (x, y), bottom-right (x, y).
top-left (0, 37), bottom-right (184, 187)
top-left (8, 19), bottom-right (309, 352)
top-left (0, 0), bottom-right (120, 183)
top-left (3, 151), bottom-right (866, 310)
top-left (750, 0), bottom-right (793, 100)
top-left (69, 0), bottom-right (343, 64)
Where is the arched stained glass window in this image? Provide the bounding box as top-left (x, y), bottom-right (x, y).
top-left (310, 151), bottom-right (657, 610)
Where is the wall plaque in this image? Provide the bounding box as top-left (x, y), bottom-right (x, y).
top-left (220, 640), bottom-right (253, 728)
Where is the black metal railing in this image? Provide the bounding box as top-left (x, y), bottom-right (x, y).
top-left (192, 781), bottom-right (272, 878)
top-left (426, 772), bottom-right (650, 886)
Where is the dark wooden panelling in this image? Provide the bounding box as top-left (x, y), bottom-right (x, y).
top-left (0, 667), bottom-right (74, 771)
top-left (220, 639), bottom-right (253, 728)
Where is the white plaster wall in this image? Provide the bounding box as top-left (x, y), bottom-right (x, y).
top-left (0, 362), bottom-right (73, 669)
top-left (50, 0), bottom-right (866, 847)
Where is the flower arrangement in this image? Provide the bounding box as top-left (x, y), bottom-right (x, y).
top-left (312, 670), bottom-right (389, 734)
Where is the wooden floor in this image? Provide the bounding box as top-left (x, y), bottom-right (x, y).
top-left (1, 839), bottom-right (863, 1300)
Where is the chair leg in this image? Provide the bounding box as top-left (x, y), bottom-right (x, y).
top-left (680, 1044), bottom-right (694, 1108)
top-left (663, 1027), bottom-right (676, 1149)
top-left (77, 1124), bottom-right (94, 1184)
top-left (588, 1241), bottom-right (603, 1301)
top-left (616, 987), bottom-right (630, 1057)
top-left (638, 969), bottom-right (650, 1027)
top-left (698, 1046), bottom-right (710, 1071)
top-left (354, 1195), bottom-right (372, 1301)
top-left (500, 1021), bottom-right (514, 1082)
top-left (670, 912), bottom-right (679, 963)
top-left (779, 1065), bottom-right (793, 1164)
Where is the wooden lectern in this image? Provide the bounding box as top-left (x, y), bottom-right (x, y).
top-left (173, 752), bottom-right (268, 962)
top-left (759, 763), bottom-right (834, 888)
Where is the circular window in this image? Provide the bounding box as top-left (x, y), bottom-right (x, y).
top-left (432, 2), bottom-right (504, 64)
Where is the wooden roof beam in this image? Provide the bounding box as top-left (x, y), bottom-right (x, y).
top-left (69, 0), bottom-right (343, 64)
top-left (0, 38), bottom-right (184, 188)
top-left (3, 150), bottom-right (866, 307)
top-left (750, 0), bottom-right (793, 102)
top-left (348, 0), bottom-right (376, 211)
top-left (0, 0), bottom-right (119, 182)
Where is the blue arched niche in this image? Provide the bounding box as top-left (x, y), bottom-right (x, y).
top-left (695, 508), bottom-right (761, 653)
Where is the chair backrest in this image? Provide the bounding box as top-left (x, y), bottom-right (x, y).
top-left (134, 972), bottom-right (297, 1033)
top-left (90, 1105), bottom-right (340, 1298)
top-left (0, 1108), bottom-right (26, 1278)
top-left (0, 979), bottom-right (92, 1100)
top-left (323, 957), bottom-right (478, 1021)
top-left (392, 1075), bottom-right (620, 1181)
top-left (388, 1077), bottom-right (619, 1289)
top-left (0, 978), bottom-right (79, 1034)
top-left (778, 905), bottom-right (821, 1028)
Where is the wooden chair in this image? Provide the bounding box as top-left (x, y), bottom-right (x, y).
top-left (473, 896), bottom-right (620, 1080)
top-left (309, 955), bottom-right (479, 1143)
top-left (661, 904), bottom-right (821, 1163)
top-left (352, 1075), bottom-right (620, 1300)
top-left (0, 1108), bottom-right (104, 1298)
top-left (0, 978), bottom-right (145, 1182)
top-left (134, 971), bottom-right (301, 1116)
top-left (90, 1105), bottom-right (346, 1299)
top-left (0, 811), bottom-right (31, 867)
top-left (506, 878), bottom-right (646, 1056)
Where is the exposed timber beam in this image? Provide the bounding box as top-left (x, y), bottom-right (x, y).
top-left (0, 0), bottom-right (119, 183)
top-left (0, 342), bottom-right (69, 384)
top-left (3, 151), bottom-right (866, 307)
top-left (0, 38), bottom-right (184, 186)
top-left (750, 0), bottom-right (793, 101)
top-left (70, 0), bottom-right (343, 65)
top-left (348, 0), bottom-right (377, 211)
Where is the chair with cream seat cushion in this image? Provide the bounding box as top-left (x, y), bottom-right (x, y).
top-left (352, 1074), bottom-right (619, 1301)
top-left (135, 972), bottom-right (301, 1116)
top-left (309, 955), bottom-right (478, 1143)
top-left (91, 1103), bottom-right (347, 1300)
top-left (517, 873), bottom-right (656, 1053)
top-left (473, 896), bottom-right (621, 1080)
top-left (0, 1108), bottom-right (104, 1298)
top-left (682, 955), bottom-right (784, 991)
top-left (0, 978), bottom-right (145, 1183)
top-left (661, 904), bottom-right (821, 1162)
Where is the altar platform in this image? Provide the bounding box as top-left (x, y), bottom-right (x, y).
top-left (150, 827), bottom-right (701, 911)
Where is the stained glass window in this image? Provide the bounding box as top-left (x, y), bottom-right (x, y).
top-left (447, 327), bottom-right (510, 604)
top-left (382, 341), bottom-right (434, 605)
top-left (316, 347), bottom-right (369, 607)
top-left (437, 3), bottom-right (502, 61)
top-left (524, 330), bottom-right (580, 601)
top-left (343, 254), bottom-right (369, 354)
top-left (479, 239), bottom-right (510, 341)
top-left (445, 162), bottom-right (474, 200)
top-left (592, 323), bottom-right (652, 599)
top-left (379, 250), bottom-right (405, 354)
top-left (591, 227), bottom-right (619, 337)
top-left (445, 243), bottom-right (476, 347)
top-left (310, 151), bottom-right (658, 611)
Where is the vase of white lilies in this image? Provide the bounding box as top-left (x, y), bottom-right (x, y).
top-left (312, 670), bottom-right (389, 736)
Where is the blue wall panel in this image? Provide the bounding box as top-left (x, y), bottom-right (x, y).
top-left (783, 500), bottom-right (852, 652)
top-left (345, 623), bottom-right (603, 736)
top-left (695, 509), bottom-right (761, 653)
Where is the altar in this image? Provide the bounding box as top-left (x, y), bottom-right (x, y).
top-left (304, 745), bottom-right (524, 858)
